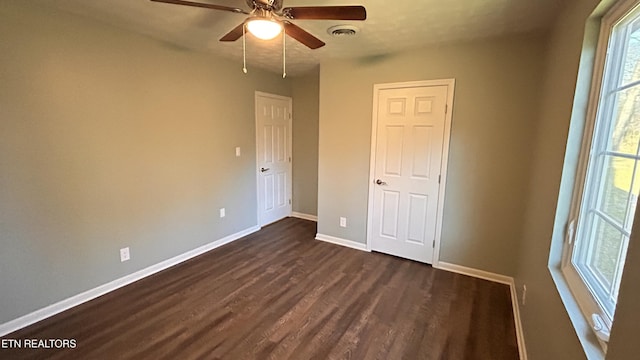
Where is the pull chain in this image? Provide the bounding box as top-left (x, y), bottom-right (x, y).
top-left (282, 29), bottom-right (287, 78)
top-left (242, 24), bottom-right (247, 74)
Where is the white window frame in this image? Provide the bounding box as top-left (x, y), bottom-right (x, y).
top-left (562, 0), bottom-right (640, 353)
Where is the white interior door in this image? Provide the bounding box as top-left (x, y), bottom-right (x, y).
top-left (369, 83), bottom-right (451, 264)
top-left (256, 92), bottom-right (292, 226)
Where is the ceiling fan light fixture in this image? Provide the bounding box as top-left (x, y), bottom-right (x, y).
top-left (247, 18), bottom-right (283, 40)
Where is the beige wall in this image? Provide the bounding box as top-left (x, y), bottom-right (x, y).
top-left (291, 68), bottom-right (319, 216)
top-left (608, 207), bottom-right (640, 359)
top-left (0, 2), bottom-right (290, 323)
top-left (514, 1), bottom-right (599, 359)
top-left (317, 34), bottom-right (547, 275)
top-left (516, 0), bottom-right (640, 358)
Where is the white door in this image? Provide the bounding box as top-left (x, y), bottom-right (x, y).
top-left (369, 83), bottom-right (452, 264)
top-left (256, 92), bottom-right (292, 226)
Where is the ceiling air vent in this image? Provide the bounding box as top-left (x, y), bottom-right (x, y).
top-left (327, 25), bottom-right (359, 37)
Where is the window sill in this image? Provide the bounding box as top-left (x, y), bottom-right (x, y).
top-left (549, 265), bottom-right (606, 360)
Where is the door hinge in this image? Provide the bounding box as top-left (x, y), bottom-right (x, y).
top-left (445, 104), bottom-right (448, 114)
top-left (288, 199), bottom-right (292, 205)
top-left (432, 239), bottom-right (436, 248)
top-left (438, 175), bottom-right (441, 184)
top-left (289, 157), bottom-right (291, 163)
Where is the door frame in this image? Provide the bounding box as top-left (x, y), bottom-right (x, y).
top-left (255, 91), bottom-right (293, 227)
top-left (366, 79), bottom-right (455, 266)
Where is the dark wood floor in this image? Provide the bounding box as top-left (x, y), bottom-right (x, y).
top-left (1, 217), bottom-right (518, 360)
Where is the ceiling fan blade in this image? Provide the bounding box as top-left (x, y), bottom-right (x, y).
top-left (283, 22), bottom-right (325, 49)
top-left (220, 22), bottom-right (245, 42)
top-left (282, 6), bottom-right (366, 20)
top-left (150, 0), bottom-right (249, 15)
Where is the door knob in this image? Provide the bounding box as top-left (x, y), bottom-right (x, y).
top-left (260, 167), bottom-right (270, 172)
top-left (375, 179), bottom-right (387, 185)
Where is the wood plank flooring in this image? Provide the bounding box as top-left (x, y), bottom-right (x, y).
top-left (0, 217), bottom-right (518, 360)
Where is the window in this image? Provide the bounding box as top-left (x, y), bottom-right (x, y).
top-left (563, 0), bottom-right (640, 351)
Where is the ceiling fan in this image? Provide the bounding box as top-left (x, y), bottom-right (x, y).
top-left (150, 0), bottom-right (367, 49)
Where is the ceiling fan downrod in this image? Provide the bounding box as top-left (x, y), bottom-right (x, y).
top-left (242, 24), bottom-right (247, 74)
top-left (282, 29), bottom-right (286, 79)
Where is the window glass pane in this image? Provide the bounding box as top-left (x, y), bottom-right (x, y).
top-left (611, 236), bottom-right (629, 302)
top-left (587, 215), bottom-right (624, 288)
top-left (598, 155), bottom-right (634, 226)
top-left (620, 19), bottom-right (640, 87)
top-left (607, 87), bottom-right (640, 155)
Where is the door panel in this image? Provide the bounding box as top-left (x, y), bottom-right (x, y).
top-left (384, 126), bottom-right (404, 176)
top-left (371, 85), bottom-right (449, 264)
top-left (381, 190), bottom-right (400, 239)
top-left (411, 126), bottom-right (432, 179)
top-left (407, 193), bottom-right (428, 244)
top-left (277, 172), bottom-right (286, 206)
top-left (256, 94), bottom-right (292, 226)
top-left (263, 125), bottom-right (274, 163)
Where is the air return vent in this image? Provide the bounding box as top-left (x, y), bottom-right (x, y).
top-left (327, 25), bottom-right (359, 37)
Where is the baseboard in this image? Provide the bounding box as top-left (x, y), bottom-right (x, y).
top-left (290, 212), bottom-right (318, 222)
top-left (510, 280), bottom-right (528, 360)
top-left (435, 261), bottom-right (513, 285)
top-left (315, 233), bottom-right (369, 252)
top-left (0, 225), bottom-right (261, 337)
top-left (435, 262), bottom-right (527, 360)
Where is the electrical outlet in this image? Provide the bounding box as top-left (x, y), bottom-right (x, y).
top-left (235, 147), bottom-right (241, 157)
top-left (339, 217), bottom-right (347, 228)
top-left (522, 284), bottom-right (527, 306)
top-left (120, 247), bottom-right (130, 262)
top-left (220, 208), bottom-right (226, 218)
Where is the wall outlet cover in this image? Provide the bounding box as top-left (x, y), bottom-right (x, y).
top-left (120, 247), bottom-right (130, 262)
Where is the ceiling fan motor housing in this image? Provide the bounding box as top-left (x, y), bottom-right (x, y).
top-left (248, 0), bottom-right (283, 11)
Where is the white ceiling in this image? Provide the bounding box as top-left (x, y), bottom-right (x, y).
top-left (38, 0), bottom-right (561, 76)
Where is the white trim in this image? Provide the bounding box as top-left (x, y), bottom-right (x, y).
top-left (291, 212), bottom-right (318, 222)
top-left (435, 261), bottom-right (512, 285)
top-left (562, 263), bottom-right (610, 353)
top-left (255, 91), bottom-right (293, 227)
top-left (435, 262), bottom-right (527, 360)
top-left (433, 79), bottom-right (455, 267)
top-left (366, 79), bottom-right (455, 265)
top-left (0, 225), bottom-right (260, 337)
top-left (551, 267), bottom-right (607, 360)
top-left (315, 233), bottom-right (369, 252)
top-left (510, 279), bottom-right (528, 360)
